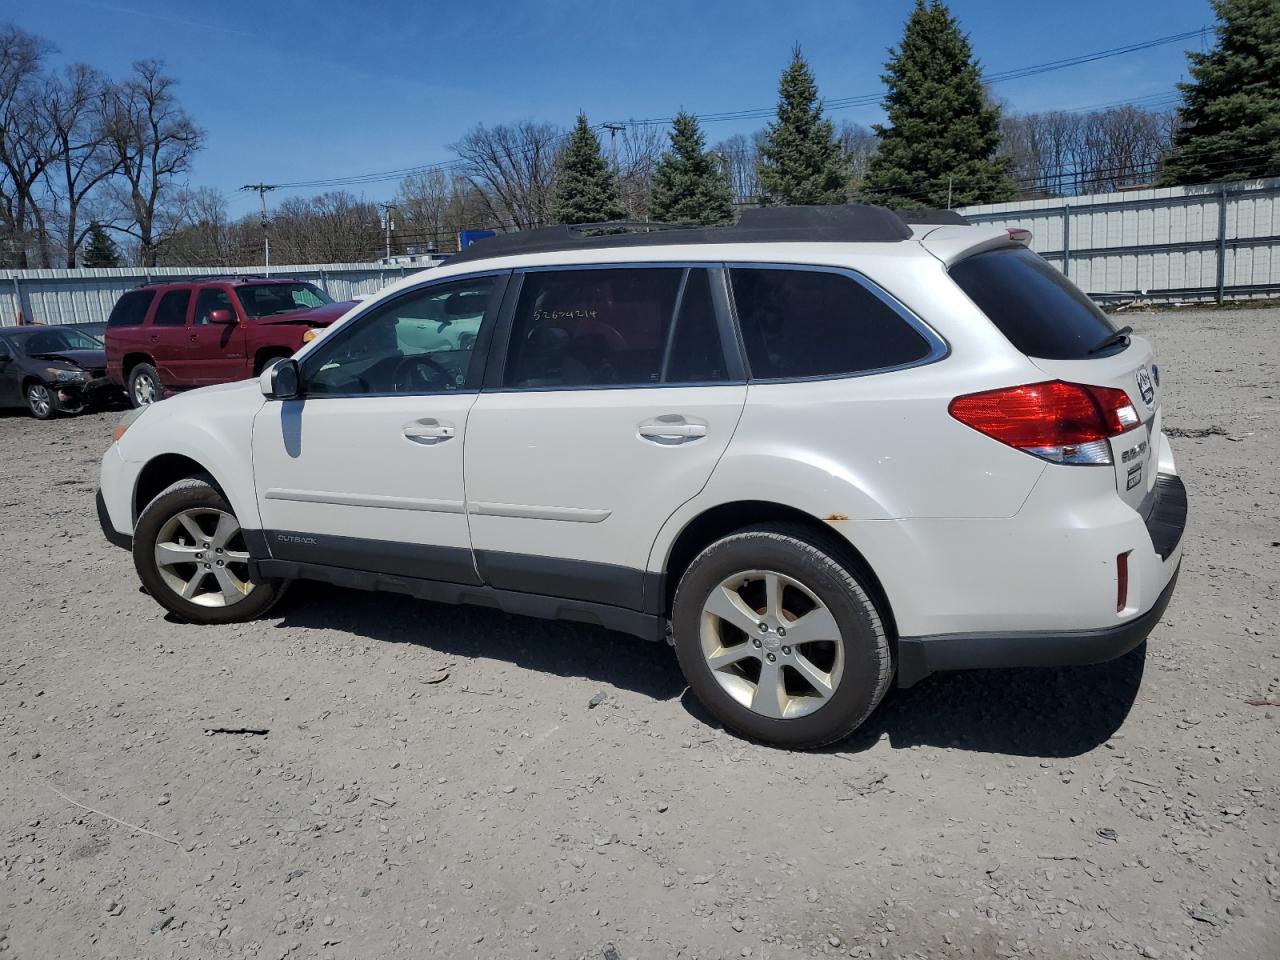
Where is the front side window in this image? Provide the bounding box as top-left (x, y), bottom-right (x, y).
top-left (236, 282), bottom-right (332, 319)
top-left (152, 290), bottom-right (191, 327)
top-left (503, 267), bottom-right (728, 388)
top-left (730, 267), bottom-right (931, 380)
top-left (194, 288), bottom-right (235, 325)
top-left (303, 277), bottom-right (497, 396)
top-left (107, 290), bottom-right (154, 328)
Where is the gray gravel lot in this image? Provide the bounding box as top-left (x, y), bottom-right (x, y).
top-left (1, 305), bottom-right (1277, 960)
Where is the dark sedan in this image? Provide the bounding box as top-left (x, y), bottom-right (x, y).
top-left (0, 325), bottom-right (122, 419)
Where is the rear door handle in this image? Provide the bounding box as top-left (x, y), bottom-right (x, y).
top-left (638, 415), bottom-right (708, 445)
top-left (402, 418), bottom-right (456, 444)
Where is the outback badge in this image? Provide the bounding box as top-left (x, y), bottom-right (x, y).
top-left (1135, 365), bottom-right (1155, 408)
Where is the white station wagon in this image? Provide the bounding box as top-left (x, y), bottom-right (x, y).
top-left (98, 206), bottom-right (1186, 748)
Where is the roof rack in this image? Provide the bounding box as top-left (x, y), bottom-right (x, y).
top-left (137, 274), bottom-right (294, 287)
top-left (443, 204), bottom-right (916, 265)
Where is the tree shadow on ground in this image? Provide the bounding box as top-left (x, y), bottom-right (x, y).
top-left (274, 581), bottom-right (1145, 759)
top-left (272, 581), bottom-right (686, 703)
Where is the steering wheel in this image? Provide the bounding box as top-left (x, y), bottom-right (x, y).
top-left (390, 354), bottom-right (451, 391)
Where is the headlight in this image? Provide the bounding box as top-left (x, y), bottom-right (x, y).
top-left (51, 368), bottom-right (87, 382)
top-left (112, 405), bottom-right (147, 444)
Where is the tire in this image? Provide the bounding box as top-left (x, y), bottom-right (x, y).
top-left (25, 381), bottom-right (56, 420)
top-left (133, 476), bottom-right (288, 624)
top-left (671, 523), bottom-right (892, 749)
top-left (128, 362), bottom-right (161, 408)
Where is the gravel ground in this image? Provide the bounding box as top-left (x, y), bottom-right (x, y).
top-left (1, 305), bottom-right (1277, 960)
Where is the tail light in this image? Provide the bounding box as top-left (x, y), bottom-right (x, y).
top-left (948, 380), bottom-right (1139, 465)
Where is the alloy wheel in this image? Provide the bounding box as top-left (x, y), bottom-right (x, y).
top-left (26, 384), bottom-right (52, 418)
top-left (699, 570), bottom-right (845, 719)
top-left (133, 372), bottom-right (157, 405)
top-left (153, 507), bottom-right (255, 607)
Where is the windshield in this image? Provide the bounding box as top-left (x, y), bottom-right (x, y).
top-left (234, 283), bottom-right (333, 319)
top-left (8, 327), bottom-right (103, 354)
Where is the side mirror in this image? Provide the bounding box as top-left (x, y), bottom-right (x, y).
top-left (259, 358), bottom-right (301, 400)
top-left (208, 308), bottom-right (237, 324)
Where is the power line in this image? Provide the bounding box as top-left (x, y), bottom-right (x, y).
top-left (261, 28), bottom-right (1205, 192)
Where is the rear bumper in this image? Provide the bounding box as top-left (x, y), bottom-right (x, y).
top-left (896, 564), bottom-right (1179, 686)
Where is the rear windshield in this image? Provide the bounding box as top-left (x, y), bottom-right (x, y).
top-left (106, 290), bottom-right (154, 328)
top-left (949, 247), bottom-right (1119, 360)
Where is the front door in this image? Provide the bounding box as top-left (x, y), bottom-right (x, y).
top-left (189, 286), bottom-right (248, 384)
top-left (251, 273), bottom-right (508, 584)
top-left (148, 287), bottom-right (193, 385)
top-left (465, 265), bottom-right (747, 611)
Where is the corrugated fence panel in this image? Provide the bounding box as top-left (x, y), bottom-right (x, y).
top-left (961, 177), bottom-right (1280, 300)
top-left (0, 261), bottom-right (442, 326)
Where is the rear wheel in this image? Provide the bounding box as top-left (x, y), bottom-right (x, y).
top-left (25, 381), bottom-right (55, 420)
top-left (133, 476), bottom-right (287, 624)
top-left (672, 524), bottom-right (892, 749)
top-left (128, 363), bottom-right (161, 408)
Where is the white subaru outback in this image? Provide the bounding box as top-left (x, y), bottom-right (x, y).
top-left (97, 206), bottom-right (1186, 749)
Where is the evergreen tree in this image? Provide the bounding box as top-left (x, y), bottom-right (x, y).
top-left (649, 112), bottom-right (735, 225)
top-left (1159, 0), bottom-right (1280, 185)
top-left (552, 114), bottom-right (626, 225)
top-left (82, 222), bottom-right (121, 268)
top-left (757, 48), bottom-right (849, 205)
top-left (861, 0), bottom-right (1016, 209)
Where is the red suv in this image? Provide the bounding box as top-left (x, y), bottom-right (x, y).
top-left (104, 277), bottom-right (353, 407)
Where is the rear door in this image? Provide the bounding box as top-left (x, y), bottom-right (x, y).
top-left (949, 246), bottom-right (1160, 508)
top-left (148, 287), bottom-right (193, 385)
top-left (189, 286), bottom-right (248, 384)
top-left (464, 265), bottom-right (746, 611)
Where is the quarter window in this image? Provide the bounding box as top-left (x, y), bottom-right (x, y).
top-left (503, 267), bottom-right (728, 388)
top-left (729, 267), bottom-right (931, 380)
top-left (303, 277), bottom-right (497, 395)
top-left (107, 290), bottom-right (154, 327)
top-left (152, 290), bottom-right (191, 327)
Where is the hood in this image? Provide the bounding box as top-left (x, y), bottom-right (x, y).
top-left (255, 300), bottom-right (356, 327)
top-left (28, 349), bottom-right (106, 368)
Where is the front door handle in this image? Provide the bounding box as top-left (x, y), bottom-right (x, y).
top-left (402, 418), bottom-right (456, 444)
top-left (638, 415), bottom-right (708, 445)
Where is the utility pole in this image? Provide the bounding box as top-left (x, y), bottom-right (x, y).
top-left (946, 176), bottom-right (954, 210)
top-left (240, 184), bottom-right (277, 269)
top-left (379, 203), bottom-right (396, 262)
top-left (602, 123), bottom-right (625, 176)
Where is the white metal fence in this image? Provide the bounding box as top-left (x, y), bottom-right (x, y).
top-left (959, 176), bottom-right (1280, 302)
top-left (0, 261), bottom-right (443, 327)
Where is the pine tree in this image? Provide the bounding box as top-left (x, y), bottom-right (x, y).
top-left (552, 114), bottom-right (626, 225)
top-left (649, 112), bottom-right (735, 225)
top-left (82, 222), bottom-right (121, 268)
top-left (757, 48), bottom-right (849, 205)
top-left (861, 0), bottom-right (1016, 209)
top-left (1159, 0), bottom-right (1280, 185)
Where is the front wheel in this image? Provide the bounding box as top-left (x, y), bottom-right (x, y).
top-left (25, 382), bottom-right (55, 420)
top-left (133, 476), bottom-right (288, 624)
top-left (672, 524), bottom-right (892, 749)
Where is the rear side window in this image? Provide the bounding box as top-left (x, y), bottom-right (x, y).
top-left (730, 267), bottom-right (931, 380)
top-left (503, 267), bottom-right (728, 388)
top-left (106, 290), bottom-right (154, 328)
top-left (152, 290), bottom-right (191, 327)
top-left (949, 247), bottom-right (1118, 360)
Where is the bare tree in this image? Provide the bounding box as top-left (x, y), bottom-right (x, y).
top-left (393, 169), bottom-right (488, 252)
top-left (450, 121), bottom-right (563, 230)
top-left (837, 121), bottom-right (878, 186)
top-left (270, 191), bottom-right (381, 263)
top-left (103, 59), bottom-right (203, 266)
top-left (714, 133), bottom-right (763, 205)
top-left (157, 186), bottom-right (231, 266)
top-left (44, 64), bottom-right (120, 266)
top-left (0, 24), bottom-right (58, 267)
top-left (614, 123), bottom-right (663, 220)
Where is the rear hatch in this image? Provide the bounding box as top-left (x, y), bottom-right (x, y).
top-left (948, 245), bottom-right (1160, 511)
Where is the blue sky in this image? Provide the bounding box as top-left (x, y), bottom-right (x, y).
top-left (4, 0), bottom-right (1213, 218)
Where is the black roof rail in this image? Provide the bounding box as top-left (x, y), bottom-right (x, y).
top-left (136, 274), bottom-right (296, 287)
top-left (443, 204), bottom-right (916, 265)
